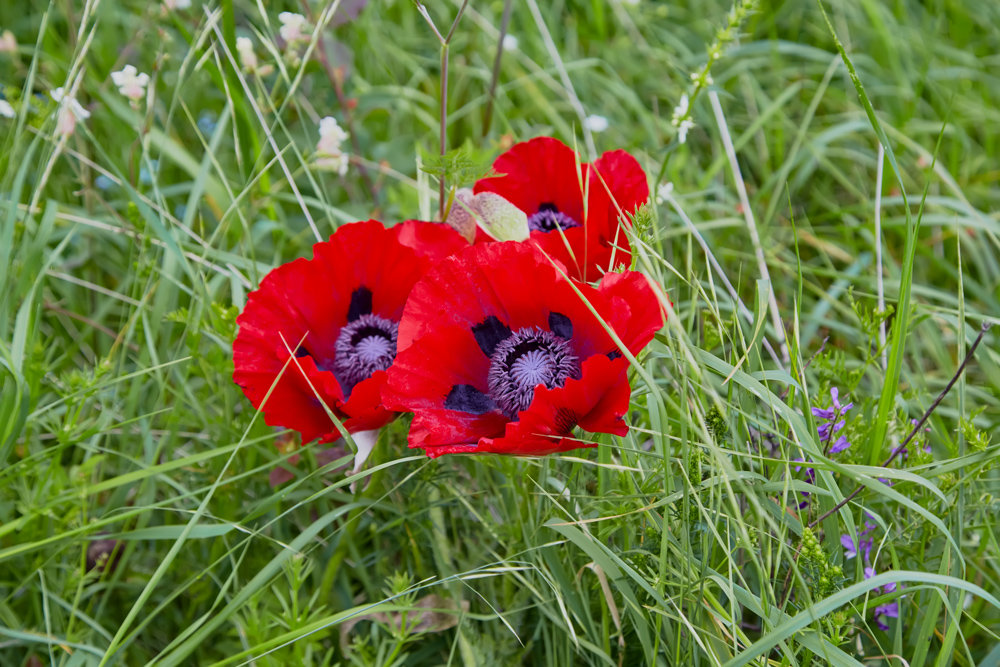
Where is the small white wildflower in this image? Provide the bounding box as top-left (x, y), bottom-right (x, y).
top-left (162, 0), bottom-right (191, 9)
top-left (236, 36), bottom-right (258, 70)
top-left (49, 86), bottom-right (90, 126)
top-left (56, 106), bottom-right (77, 136)
top-left (318, 116), bottom-right (348, 146)
top-left (583, 114), bottom-right (609, 133)
top-left (50, 87), bottom-right (90, 136)
top-left (315, 150), bottom-right (349, 176)
top-left (51, 87), bottom-right (90, 120)
top-left (502, 34), bottom-right (518, 52)
top-left (314, 116), bottom-right (349, 175)
top-left (676, 118), bottom-right (695, 144)
top-left (0, 99), bottom-right (14, 118)
top-left (279, 12), bottom-right (309, 44)
top-left (235, 36), bottom-right (274, 76)
top-left (0, 30), bottom-right (17, 54)
top-left (111, 65), bottom-right (150, 105)
top-left (655, 182), bottom-right (674, 204)
top-left (671, 93), bottom-right (689, 124)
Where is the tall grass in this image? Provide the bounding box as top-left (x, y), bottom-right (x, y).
top-left (1, 0), bottom-right (999, 664)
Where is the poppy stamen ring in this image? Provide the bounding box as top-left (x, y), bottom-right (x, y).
top-left (487, 327), bottom-right (580, 419)
top-left (528, 203), bottom-right (581, 233)
top-left (333, 313), bottom-right (398, 396)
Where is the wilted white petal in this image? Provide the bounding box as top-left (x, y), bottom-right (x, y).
top-left (349, 430), bottom-right (379, 476)
top-left (444, 188), bottom-right (478, 243)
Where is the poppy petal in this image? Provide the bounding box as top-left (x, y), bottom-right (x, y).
top-left (596, 270), bottom-right (667, 356)
top-left (474, 137), bottom-right (587, 223)
top-left (393, 219), bottom-right (470, 264)
top-left (443, 355), bottom-right (631, 457)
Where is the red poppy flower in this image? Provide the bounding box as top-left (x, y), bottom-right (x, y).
top-left (382, 242), bottom-right (664, 457)
top-left (233, 220), bottom-right (467, 444)
top-left (473, 136), bottom-right (649, 283)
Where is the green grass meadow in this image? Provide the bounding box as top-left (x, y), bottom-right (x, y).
top-left (2, 0), bottom-right (1000, 664)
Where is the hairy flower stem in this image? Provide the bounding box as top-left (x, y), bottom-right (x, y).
top-left (417, 0), bottom-right (469, 220)
top-left (439, 43), bottom-right (449, 220)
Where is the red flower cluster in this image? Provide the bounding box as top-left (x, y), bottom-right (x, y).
top-left (233, 138), bottom-right (664, 459)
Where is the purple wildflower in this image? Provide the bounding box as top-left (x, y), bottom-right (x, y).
top-left (841, 534), bottom-right (858, 558)
top-left (854, 545), bottom-right (902, 630)
top-left (874, 602), bottom-right (899, 630)
top-left (817, 419), bottom-right (846, 441)
top-left (811, 387), bottom-right (854, 421)
top-left (910, 418), bottom-right (932, 455)
top-left (793, 457), bottom-right (817, 508)
top-left (840, 533), bottom-right (873, 561)
top-left (830, 435), bottom-right (851, 454)
top-left (812, 387), bottom-right (854, 454)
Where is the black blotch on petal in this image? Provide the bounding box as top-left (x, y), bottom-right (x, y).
top-left (347, 286), bottom-right (373, 322)
top-left (444, 384), bottom-right (496, 415)
top-left (554, 407), bottom-right (578, 433)
top-left (472, 315), bottom-right (512, 357)
top-left (295, 346), bottom-right (311, 358)
top-left (549, 312), bottom-right (573, 339)
top-left (538, 202), bottom-right (558, 213)
top-left (607, 350), bottom-right (623, 360)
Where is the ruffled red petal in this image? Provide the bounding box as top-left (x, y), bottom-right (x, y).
top-left (383, 321), bottom-right (509, 447)
top-left (234, 220), bottom-right (461, 444)
top-left (311, 220), bottom-right (433, 325)
top-left (232, 351), bottom-right (349, 444)
top-left (384, 325), bottom-right (493, 411)
top-left (595, 270), bottom-right (667, 357)
top-left (335, 370), bottom-right (395, 436)
top-left (393, 220), bottom-right (470, 264)
top-left (473, 137), bottom-right (649, 282)
top-left (422, 355), bottom-right (631, 457)
top-left (587, 149), bottom-right (650, 275)
top-left (474, 137), bottom-right (587, 222)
